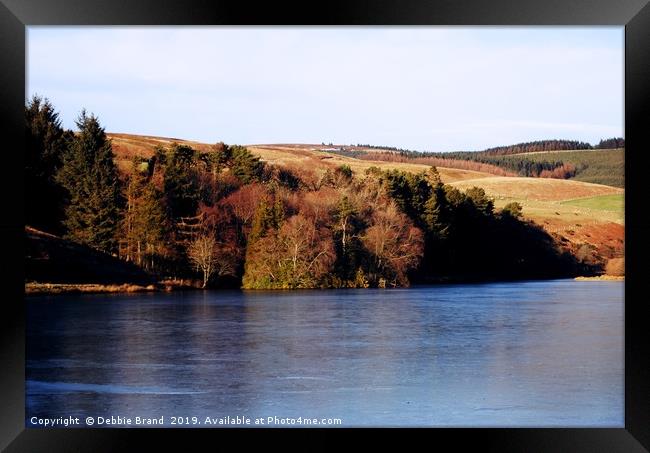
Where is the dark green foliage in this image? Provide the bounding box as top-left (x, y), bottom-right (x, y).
top-left (25, 96), bottom-right (68, 234)
top-left (122, 159), bottom-right (168, 272)
top-left (200, 142), bottom-right (231, 175)
top-left (161, 144), bottom-right (201, 218)
top-left (350, 139), bottom-right (623, 182)
top-left (380, 170), bottom-right (432, 223)
top-left (464, 187), bottom-right (494, 216)
top-left (432, 153), bottom-right (574, 178)
top-left (423, 184), bottom-right (449, 239)
top-left (502, 202), bottom-right (523, 219)
top-left (478, 139), bottom-right (592, 156)
top-left (596, 137), bottom-right (624, 149)
top-left (230, 145), bottom-right (264, 184)
top-left (370, 168), bottom-right (583, 282)
top-left (502, 149), bottom-right (624, 188)
top-left (57, 110), bottom-right (122, 253)
top-left (249, 199), bottom-right (280, 243)
top-left (337, 164), bottom-right (353, 179)
top-left (331, 196), bottom-right (367, 282)
top-left (275, 167), bottom-right (302, 190)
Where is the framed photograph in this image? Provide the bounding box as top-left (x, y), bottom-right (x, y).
top-left (2, 0), bottom-right (649, 450)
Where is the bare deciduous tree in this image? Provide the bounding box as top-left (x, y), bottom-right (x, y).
top-left (188, 234), bottom-right (238, 288)
top-left (361, 202), bottom-right (424, 286)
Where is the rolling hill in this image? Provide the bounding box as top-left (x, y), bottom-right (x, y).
top-left (107, 134), bottom-right (625, 273)
top-left (503, 149), bottom-right (624, 188)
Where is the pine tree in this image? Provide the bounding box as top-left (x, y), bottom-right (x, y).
top-left (423, 184), bottom-right (449, 239)
top-left (249, 200), bottom-right (274, 243)
top-left (122, 159), bottom-right (168, 270)
top-left (230, 145), bottom-right (263, 184)
top-left (25, 95), bottom-right (68, 233)
top-left (57, 110), bottom-right (122, 253)
top-left (162, 144), bottom-right (200, 219)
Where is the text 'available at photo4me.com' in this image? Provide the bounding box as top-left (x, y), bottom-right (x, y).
top-left (29, 415), bottom-right (344, 427)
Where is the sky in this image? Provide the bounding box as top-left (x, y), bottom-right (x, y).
top-left (27, 27), bottom-right (623, 152)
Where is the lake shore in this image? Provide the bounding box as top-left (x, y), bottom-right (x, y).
top-left (25, 280), bottom-right (200, 295)
top-left (574, 275), bottom-right (624, 281)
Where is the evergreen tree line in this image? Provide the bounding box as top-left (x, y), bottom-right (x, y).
top-left (344, 138), bottom-right (624, 179)
top-left (476, 139), bottom-right (594, 156)
top-left (432, 154), bottom-right (578, 178)
top-left (596, 137), bottom-right (625, 149)
top-left (26, 97), bottom-right (592, 289)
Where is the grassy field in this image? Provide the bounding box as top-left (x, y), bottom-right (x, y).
top-left (561, 194), bottom-right (624, 212)
top-left (247, 145), bottom-right (494, 183)
top-left (505, 149), bottom-right (624, 188)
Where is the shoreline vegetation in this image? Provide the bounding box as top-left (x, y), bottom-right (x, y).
top-left (25, 280), bottom-right (197, 296)
top-left (574, 275), bottom-right (625, 282)
top-left (25, 96), bottom-right (624, 294)
top-left (26, 275), bottom-right (624, 296)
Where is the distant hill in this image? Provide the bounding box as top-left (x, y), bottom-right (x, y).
top-left (335, 141), bottom-right (624, 188)
top-left (501, 149), bottom-right (624, 188)
top-left (108, 134), bottom-right (496, 184)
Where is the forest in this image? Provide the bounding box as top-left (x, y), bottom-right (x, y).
top-left (348, 138), bottom-right (624, 179)
top-left (26, 97), bottom-right (591, 289)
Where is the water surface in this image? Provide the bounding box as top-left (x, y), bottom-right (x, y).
top-left (26, 280), bottom-right (624, 427)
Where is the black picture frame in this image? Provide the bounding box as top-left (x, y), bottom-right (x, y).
top-left (1, 0), bottom-right (648, 450)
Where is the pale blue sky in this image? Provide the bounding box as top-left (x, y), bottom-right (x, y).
top-left (27, 27), bottom-right (623, 152)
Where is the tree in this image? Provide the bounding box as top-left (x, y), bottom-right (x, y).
top-left (243, 214), bottom-right (335, 289)
top-left (57, 110), bottom-right (122, 253)
top-left (230, 145), bottom-right (264, 184)
top-left (464, 186), bottom-right (494, 216)
top-left (334, 195), bottom-right (356, 254)
top-left (187, 228), bottom-right (238, 288)
top-left (596, 137), bottom-right (624, 149)
top-left (121, 159), bottom-right (168, 271)
top-left (361, 202), bottom-right (424, 286)
top-left (501, 202), bottom-right (523, 219)
top-left (423, 184), bottom-right (450, 238)
top-left (220, 183), bottom-right (268, 240)
top-left (25, 95), bottom-right (68, 233)
top-left (162, 144), bottom-right (201, 219)
top-left (188, 235), bottom-right (218, 288)
top-left (249, 199), bottom-right (274, 243)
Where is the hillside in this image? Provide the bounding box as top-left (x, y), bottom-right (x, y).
top-left (449, 177), bottom-right (624, 268)
top-left (504, 149), bottom-right (624, 188)
top-left (107, 133), bottom-right (624, 274)
top-left (335, 144), bottom-right (624, 187)
top-left (108, 134), bottom-right (495, 184)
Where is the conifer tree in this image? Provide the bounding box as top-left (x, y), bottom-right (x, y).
top-left (162, 144), bottom-right (200, 219)
top-left (122, 159), bottom-right (168, 270)
top-left (423, 184), bottom-right (450, 239)
top-left (230, 145), bottom-right (263, 184)
top-left (57, 110), bottom-right (122, 253)
top-left (25, 96), bottom-right (68, 233)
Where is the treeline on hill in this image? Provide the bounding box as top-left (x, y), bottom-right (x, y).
top-left (476, 139), bottom-right (593, 156)
top-left (26, 96), bottom-right (591, 289)
top-left (345, 138), bottom-right (624, 179)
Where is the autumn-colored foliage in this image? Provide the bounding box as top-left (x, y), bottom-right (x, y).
top-left (29, 100), bottom-right (597, 288)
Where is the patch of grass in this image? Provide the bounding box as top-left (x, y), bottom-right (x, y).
top-left (561, 194), bottom-right (624, 212)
